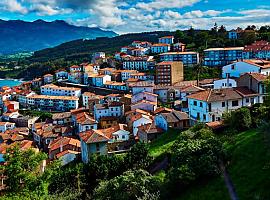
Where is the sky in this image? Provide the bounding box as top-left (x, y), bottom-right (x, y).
top-left (0, 0), bottom-right (269, 34)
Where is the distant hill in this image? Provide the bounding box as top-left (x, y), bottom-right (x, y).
top-left (0, 19), bottom-right (117, 55)
top-left (29, 31), bottom-right (174, 62)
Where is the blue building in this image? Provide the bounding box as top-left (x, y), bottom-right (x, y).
top-left (203, 47), bottom-right (244, 67)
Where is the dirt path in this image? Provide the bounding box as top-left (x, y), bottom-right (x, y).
top-left (220, 162), bottom-right (239, 200)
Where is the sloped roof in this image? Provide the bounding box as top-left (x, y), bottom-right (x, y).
top-left (49, 137), bottom-right (80, 152)
top-left (79, 130), bottom-right (109, 144)
top-left (187, 87), bottom-right (258, 102)
top-left (138, 123), bottom-right (163, 134)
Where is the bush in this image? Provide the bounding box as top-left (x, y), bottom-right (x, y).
top-left (223, 107), bottom-right (252, 132)
top-left (93, 170), bottom-right (161, 200)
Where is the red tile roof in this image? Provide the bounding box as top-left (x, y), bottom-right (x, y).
top-left (80, 130), bottom-right (109, 144)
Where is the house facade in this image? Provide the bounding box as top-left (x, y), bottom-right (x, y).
top-left (159, 52), bottom-right (199, 66)
top-left (203, 47), bottom-right (244, 67)
top-left (187, 87), bottom-right (261, 123)
top-left (222, 60), bottom-right (270, 78)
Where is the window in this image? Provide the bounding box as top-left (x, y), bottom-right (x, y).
top-left (232, 100), bottom-right (238, 107)
top-left (208, 103), bottom-right (212, 112)
top-left (200, 102), bottom-right (203, 107)
top-left (203, 114), bottom-right (206, 121)
top-left (222, 102), bottom-right (225, 107)
top-left (197, 113), bottom-right (200, 120)
top-left (231, 64), bottom-right (235, 70)
top-left (246, 98), bottom-right (249, 103)
top-left (96, 143), bottom-right (100, 151)
top-left (194, 101), bottom-right (197, 106)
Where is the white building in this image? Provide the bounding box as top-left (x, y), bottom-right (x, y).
top-left (88, 74), bottom-right (111, 87)
top-left (93, 52), bottom-right (106, 59)
top-left (122, 56), bottom-right (155, 71)
top-left (0, 122), bottom-right (15, 132)
top-left (213, 79), bottom-right (237, 89)
top-left (94, 102), bottom-right (124, 121)
top-left (158, 36), bottom-right (174, 44)
top-left (187, 87), bottom-right (261, 123)
top-left (26, 95), bottom-right (79, 111)
top-left (151, 44), bottom-right (170, 54)
top-left (55, 70), bottom-right (68, 80)
top-left (222, 59), bottom-right (270, 78)
top-left (131, 81), bottom-right (155, 95)
top-left (120, 70), bottom-right (138, 81)
top-left (43, 74), bottom-right (54, 84)
top-left (132, 114), bottom-right (153, 136)
top-left (41, 84), bottom-right (81, 97)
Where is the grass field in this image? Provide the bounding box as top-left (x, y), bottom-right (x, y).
top-left (149, 128), bottom-right (181, 158)
top-left (175, 129), bottom-right (270, 200)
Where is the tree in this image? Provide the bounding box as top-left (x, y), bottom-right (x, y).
top-left (175, 30), bottom-right (185, 41)
top-left (166, 127), bottom-right (224, 196)
top-left (218, 25), bottom-right (227, 33)
top-left (223, 107), bottom-right (252, 132)
top-left (93, 170), bottom-right (161, 200)
top-left (124, 142), bottom-right (152, 170)
top-left (1, 146), bottom-right (47, 193)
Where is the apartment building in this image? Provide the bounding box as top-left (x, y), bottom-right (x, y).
top-left (203, 47), bottom-right (244, 67)
top-left (94, 102), bottom-right (124, 121)
top-left (159, 52), bottom-right (199, 66)
top-left (243, 40), bottom-right (270, 59)
top-left (122, 56), bottom-right (155, 71)
top-left (41, 84), bottom-right (81, 97)
top-left (155, 61), bottom-right (184, 85)
top-left (26, 95), bottom-right (79, 111)
top-left (151, 44), bottom-right (170, 54)
top-left (158, 36), bottom-right (174, 44)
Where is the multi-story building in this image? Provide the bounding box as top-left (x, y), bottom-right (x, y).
top-left (243, 40), bottom-right (270, 59)
top-left (88, 74), bottom-right (111, 87)
top-left (41, 84), bottom-right (81, 97)
top-left (119, 70), bottom-right (138, 81)
top-left (187, 87), bottom-right (261, 123)
top-left (122, 56), bottom-right (155, 71)
top-left (173, 42), bottom-right (186, 52)
top-left (94, 102), bottom-right (124, 121)
top-left (82, 92), bottom-right (104, 109)
top-left (203, 47), bottom-right (244, 67)
top-left (155, 61), bottom-right (184, 85)
top-left (43, 74), bottom-right (54, 84)
top-left (158, 36), bottom-right (174, 44)
top-left (26, 95), bottom-right (79, 111)
top-left (104, 81), bottom-right (127, 91)
top-left (159, 52), bottom-right (199, 66)
top-left (222, 59), bottom-right (270, 78)
top-left (151, 44), bottom-right (170, 54)
top-left (130, 73), bottom-right (153, 81)
top-left (131, 48), bottom-right (149, 56)
top-left (237, 72), bottom-right (268, 103)
top-left (55, 70), bottom-right (68, 80)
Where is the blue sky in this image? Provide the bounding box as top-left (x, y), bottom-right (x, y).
top-left (0, 0), bottom-right (269, 34)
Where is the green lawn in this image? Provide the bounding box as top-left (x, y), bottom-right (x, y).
top-left (149, 128), bottom-right (181, 158)
top-left (175, 129), bottom-right (270, 200)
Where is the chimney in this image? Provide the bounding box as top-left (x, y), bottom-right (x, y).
top-left (60, 140), bottom-right (63, 152)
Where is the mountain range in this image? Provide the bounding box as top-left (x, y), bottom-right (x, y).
top-left (0, 19), bottom-right (117, 55)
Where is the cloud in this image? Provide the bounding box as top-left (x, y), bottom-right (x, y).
top-left (0, 0), bottom-right (269, 33)
top-left (136, 0), bottom-right (201, 11)
top-left (0, 0), bottom-right (28, 14)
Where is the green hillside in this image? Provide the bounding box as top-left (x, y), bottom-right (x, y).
top-left (176, 129), bottom-right (270, 200)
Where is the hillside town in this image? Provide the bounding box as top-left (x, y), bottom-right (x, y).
top-left (0, 31), bottom-right (269, 168)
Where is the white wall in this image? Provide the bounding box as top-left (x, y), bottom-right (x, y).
top-left (222, 62), bottom-right (260, 78)
top-left (214, 79), bottom-right (237, 89)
